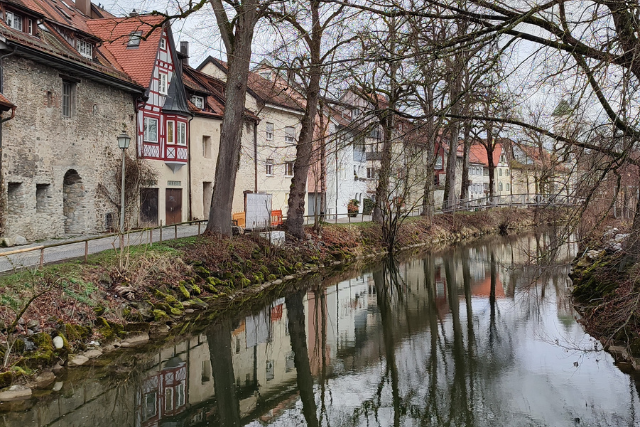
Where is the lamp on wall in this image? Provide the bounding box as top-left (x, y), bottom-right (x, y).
top-left (118, 131), bottom-right (131, 233)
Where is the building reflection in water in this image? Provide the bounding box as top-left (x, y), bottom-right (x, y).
top-left (4, 233), bottom-right (640, 427)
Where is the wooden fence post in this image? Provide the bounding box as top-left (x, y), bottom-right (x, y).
top-left (39, 248), bottom-right (44, 268)
top-left (160, 221), bottom-right (163, 242)
top-left (84, 240), bottom-right (88, 263)
top-left (174, 224), bottom-right (177, 239)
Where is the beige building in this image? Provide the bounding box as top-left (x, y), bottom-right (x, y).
top-left (197, 57), bottom-right (306, 216)
top-left (182, 61), bottom-right (258, 218)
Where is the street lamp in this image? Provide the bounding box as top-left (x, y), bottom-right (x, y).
top-left (118, 131), bottom-right (131, 233)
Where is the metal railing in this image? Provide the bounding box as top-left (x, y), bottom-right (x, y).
top-left (0, 193), bottom-right (582, 273)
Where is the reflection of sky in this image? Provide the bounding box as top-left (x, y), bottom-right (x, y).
top-left (257, 236), bottom-right (640, 427)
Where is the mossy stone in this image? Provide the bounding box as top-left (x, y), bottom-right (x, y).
top-left (267, 274), bottom-right (277, 281)
top-left (191, 285), bottom-right (202, 295)
top-left (177, 281), bottom-right (191, 300)
top-left (153, 310), bottom-right (169, 321)
top-left (259, 265), bottom-right (270, 276)
top-left (0, 372), bottom-right (13, 388)
top-left (193, 266), bottom-right (211, 278)
top-left (32, 333), bottom-right (53, 352)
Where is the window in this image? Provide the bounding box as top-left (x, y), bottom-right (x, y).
top-left (77, 40), bottom-right (92, 59)
top-left (285, 126), bottom-right (295, 144)
top-left (62, 81), bottom-right (75, 117)
top-left (28, 19), bottom-right (33, 35)
top-left (506, 168), bottom-right (510, 176)
top-left (165, 388), bottom-right (174, 412)
top-left (266, 360), bottom-right (274, 381)
top-left (498, 182), bottom-right (503, 191)
top-left (259, 71), bottom-right (271, 80)
top-left (435, 156), bottom-right (443, 169)
top-left (144, 117), bottom-right (158, 142)
top-left (266, 159), bottom-right (274, 176)
top-left (160, 38), bottom-right (166, 50)
top-left (201, 360), bottom-right (211, 383)
top-left (202, 135), bottom-right (211, 158)
top-left (36, 184), bottom-right (50, 213)
top-left (159, 73), bottom-right (168, 95)
top-left (176, 382), bottom-right (185, 407)
top-left (177, 122), bottom-right (186, 145)
top-left (166, 120), bottom-right (174, 144)
top-left (127, 30), bottom-right (142, 48)
top-left (506, 183), bottom-right (510, 191)
top-left (265, 122), bottom-right (273, 140)
top-left (367, 167), bottom-right (373, 179)
top-left (6, 11), bottom-right (22, 31)
top-left (143, 392), bottom-right (157, 421)
top-left (352, 108), bottom-right (361, 118)
top-left (285, 161), bottom-right (294, 176)
top-left (499, 168), bottom-right (503, 176)
top-left (192, 95), bottom-right (204, 109)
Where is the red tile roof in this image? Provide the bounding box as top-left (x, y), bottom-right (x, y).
top-left (199, 57), bottom-right (304, 112)
top-left (469, 143), bottom-right (502, 167)
top-left (86, 15), bottom-right (165, 87)
top-left (183, 65), bottom-right (258, 121)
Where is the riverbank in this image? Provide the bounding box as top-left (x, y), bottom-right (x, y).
top-left (569, 222), bottom-right (640, 368)
top-left (0, 208), bottom-right (538, 392)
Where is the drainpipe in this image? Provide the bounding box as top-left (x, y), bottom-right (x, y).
top-left (187, 114), bottom-right (194, 220)
top-left (254, 120), bottom-right (258, 193)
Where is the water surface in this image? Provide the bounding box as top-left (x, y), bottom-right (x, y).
top-left (2, 233), bottom-right (639, 426)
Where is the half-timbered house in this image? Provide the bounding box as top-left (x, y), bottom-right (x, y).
top-left (88, 15), bottom-right (192, 226)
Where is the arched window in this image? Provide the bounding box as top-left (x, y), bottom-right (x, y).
top-left (498, 182), bottom-right (503, 191)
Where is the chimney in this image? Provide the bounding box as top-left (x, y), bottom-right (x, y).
top-left (180, 41), bottom-right (189, 67)
top-left (76, 0), bottom-right (92, 16)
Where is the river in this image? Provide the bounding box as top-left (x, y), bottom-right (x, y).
top-left (1, 232), bottom-right (639, 426)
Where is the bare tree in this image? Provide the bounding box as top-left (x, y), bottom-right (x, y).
top-left (206, 0), bottom-right (271, 236)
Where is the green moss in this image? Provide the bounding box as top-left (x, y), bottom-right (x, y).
top-left (124, 322), bottom-right (150, 332)
top-left (267, 274), bottom-right (277, 281)
top-left (153, 310), bottom-right (169, 321)
top-left (253, 273), bottom-right (264, 284)
top-left (93, 305), bottom-right (106, 316)
top-left (0, 372), bottom-right (13, 388)
top-left (293, 262), bottom-right (302, 272)
top-left (21, 349), bottom-right (54, 368)
top-left (32, 332), bottom-right (53, 352)
top-left (64, 324), bottom-right (91, 341)
top-left (191, 285), bottom-right (202, 295)
top-left (245, 260), bottom-right (253, 270)
top-left (260, 265), bottom-right (270, 276)
top-left (177, 281), bottom-right (191, 300)
top-left (170, 307), bottom-right (183, 316)
top-left (193, 266), bottom-right (211, 278)
top-left (96, 317), bottom-right (124, 340)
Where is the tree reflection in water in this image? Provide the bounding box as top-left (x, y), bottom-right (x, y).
top-left (4, 234), bottom-right (640, 427)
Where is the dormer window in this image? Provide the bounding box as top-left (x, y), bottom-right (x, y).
top-left (77, 39), bottom-right (93, 59)
top-left (160, 38), bottom-right (166, 50)
top-left (28, 19), bottom-right (33, 35)
top-left (192, 95), bottom-right (204, 109)
top-left (6, 11), bottom-right (22, 31)
top-left (127, 30), bottom-right (142, 48)
top-left (259, 71), bottom-right (271, 80)
top-left (352, 108), bottom-right (361, 118)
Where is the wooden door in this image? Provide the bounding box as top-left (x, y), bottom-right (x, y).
top-left (166, 189), bottom-right (182, 225)
top-left (140, 188), bottom-right (159, 226)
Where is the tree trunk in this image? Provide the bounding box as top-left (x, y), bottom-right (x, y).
top-left (286, 291), bottom-right (319, 427)
top-left (443, 123), bottom-right (460, 210)
top-left (372, 118), bottom-right (394, 223)
top-left (459, 120), bottom-right (472, 200)
top-left (287, 4), bottom-right (322, 239)
top-left (207, 319), bottom-right (242, 426)
top-left (206, 1), bottom-right (258, 236)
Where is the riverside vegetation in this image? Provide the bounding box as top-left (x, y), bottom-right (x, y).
top-left (0, 209), bottom-right (537, 390)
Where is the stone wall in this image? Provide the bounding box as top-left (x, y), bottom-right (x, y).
top-left (1, 56), bottom-right (137, 241)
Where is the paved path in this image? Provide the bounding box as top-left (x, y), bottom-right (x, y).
top-left (0, 223), bottom-right (203, 274)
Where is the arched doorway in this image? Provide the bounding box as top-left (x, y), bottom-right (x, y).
top-left (63, 169), bottom-right (84, 234)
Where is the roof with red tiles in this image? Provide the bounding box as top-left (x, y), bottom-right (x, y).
top-left (183, 65), bottom-right (258, 121)
top-left (469, 143), bottom-right (502, 167)
top-left (86, 15), bottom-right (165, 87)
top-left (197, 56), bottom-right (304, 113)
top-left (0, 0), bottom-right (142, 90)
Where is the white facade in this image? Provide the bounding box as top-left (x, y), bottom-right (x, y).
top-left (325, 122), bottom-right (369, 216)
